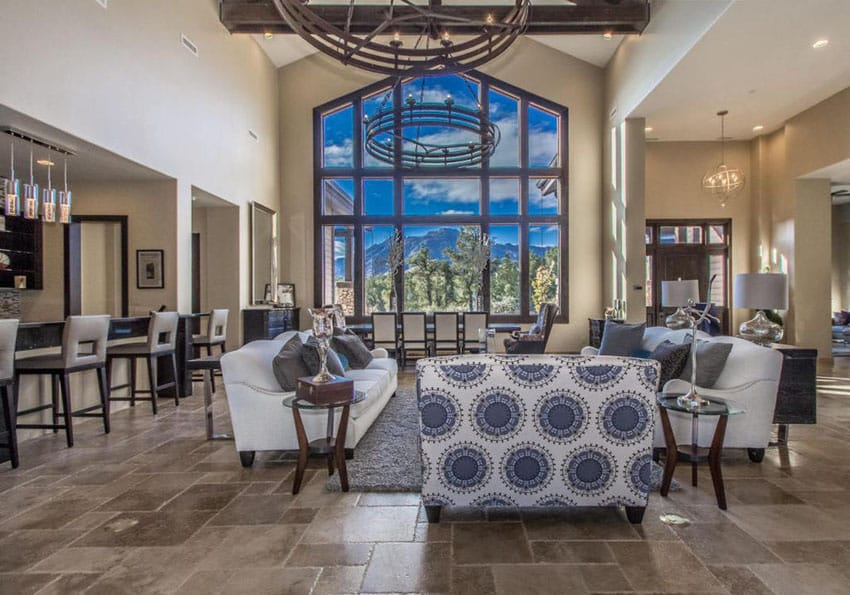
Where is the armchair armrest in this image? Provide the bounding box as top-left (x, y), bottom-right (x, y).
top-left (371, 348), bottom-right (389, 358)
top-left (580, 346), bottom-right (599, 356)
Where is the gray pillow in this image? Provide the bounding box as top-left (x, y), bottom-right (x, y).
top-left (679, 340), bottom-right (733, 388)
top-left (272, 335), bottom-right (311, 392)
top-left (332, 333), bottom-right (374, 369)
top-left (649, 340), bottom-right (691, 386)
top-left (302, 336), bottom-right (346, 377)
top-left (599, 322), bottom-right (646, 356)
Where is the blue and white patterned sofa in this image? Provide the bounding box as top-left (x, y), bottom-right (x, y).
top-left (415, 354), bottom-right (660, 524)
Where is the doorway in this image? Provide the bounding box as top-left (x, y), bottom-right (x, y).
top-left (64, 215), bottom-right (129, 317)
top-left (646, 219), bottom-right (731, 334)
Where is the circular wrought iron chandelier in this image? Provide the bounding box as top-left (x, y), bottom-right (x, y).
top-left (702, 110), bottom-right (745, 207)
top-left (270, 0), bottom-right (531, 77)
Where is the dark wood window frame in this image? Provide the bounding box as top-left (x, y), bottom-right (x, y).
top-left (313, 70), bottom-right (569, 324)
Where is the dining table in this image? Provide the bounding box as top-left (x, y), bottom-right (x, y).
top-left (345, 321), bottom-right (523, 336)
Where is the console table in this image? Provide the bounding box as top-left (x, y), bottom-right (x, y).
top-left (771, 345), bottom-right (817, 443)
top-left (242, 308), bottom-right (300, 344)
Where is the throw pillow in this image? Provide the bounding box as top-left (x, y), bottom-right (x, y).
top-left (835, 310), bottom-right (850, 326)
top-left (649, 340), bottom-right (691, 386)
top-left (337, 352), bottom-right (350, 370)
top-left (599, 322), bottom-right (646, 356)
top-left (332, 333), bottom-right (374, 369)
top-left (272, 335), bottom-right (311, 392)
top-left (679, 340), bottom-right (733, 388)
top-left (302, 336), bottom-right (346, 377)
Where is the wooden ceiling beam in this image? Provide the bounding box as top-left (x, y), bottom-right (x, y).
top-left (219, 1), bottom-right (650, 35)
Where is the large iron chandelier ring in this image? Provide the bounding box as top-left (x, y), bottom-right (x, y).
top-left (365, 98), bottom-right (500, 168)
top-left (270, 0), bottom-right (531, 77)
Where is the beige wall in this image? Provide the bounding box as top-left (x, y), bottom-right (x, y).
top-left (645, 141), bottom-right (753, 329)
top-left (80, 221), bottom-right (123, 316)
top-left (0, 0), bottom-right (279, 316)
top-left (832, 204), bottom-right (850, 310)
top-left (278, 38), bottom-right (604, 351)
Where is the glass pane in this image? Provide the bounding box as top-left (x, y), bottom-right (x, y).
top-left (403, 178), bottom-right (480, 216)
top-left (708, 224), bottom-right (726, 244)
top-left (645, 226), bottom-right (653, 244)
top-left (362, 89), bottom-right (393, 169)
top-left (364, 225), bottom-right (396, 314)
top-left (489, 178), bottom-right (519, 215)
top-left (528, 225), bottom-right (559, 314)
top-left (322, 225), bottom-right (355, 315)
top-left (645, 255), bottom-right (653, 307)
top-left (363, 178), bottom-right (394, 216)
top-left (404, 225), bottom-right (480, 312)
top-left (528, 178), bottom-right (559, 215)
top-left (322, 104), bottom-right (354, 168)
top-left (658, 225), bottom-right (703, 244)
top-left (528, 104), bottom-right (559, 168)
top-left (490, 225), bottom-right (520, 314)
top-left (708, 254), bottom-right (725, 306)
top-left (322, 179), bottom-right (354, 215)
top-left (489, 88), bottom-right (519, 167)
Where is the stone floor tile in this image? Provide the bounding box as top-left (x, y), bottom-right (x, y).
top-left (193, 525), bottom-right (305, 569)
top-left (286, 543), bottom-right (373, 567)
top-left (207, 493), bottom-right (294, 525)
top-left (314, 566), bottom-right (366, 595)
top-left (0, 494), bottom-right (105, 531)
top-left (531, 540), bottom-right (614, 563)
top-left (707, 565), bottom-right (775, 595)
top-left (301, 506), bottom-right (418, 543)
top-left (71, 510), bottom-right (214, 547)
top-left (162, 482), bottom-right (245, 511)
top-left (35, 573), bottom-right (103, 595)
top-left (414, 521), bottom-right (452, 543)
top-left (453, 523), bottom-right (532, 564)
top-left (451, 565), bottom-right (495, 595)
top-left (361, 542), bottom-right (451, 593)
top-left (672, 522), bottom-right (782, 565)
top-left (725, 478), bottom-right (805, 505)
top-left (575, 563), bottom-right (633, 592)
top-left (0, 572), bottom-right (60, 594)
top-left (492, 564), bottom-right (588, 595)
top-left (523, 508), bottom-right (642, 541)
top-left (358, 492), bottom-right (421, 506)
top-left (750, 562), bottom-right (850, 595)
top-left (216, 567), bottom-right (320, 595)
top-left (174, 569), bottom-right (233, 594)
top-left (725, 504), bottom-right (850, 542)
top-left (28, 546), bottom-right (131, 573)
top-left (279, 507), bottom-right (320, 524)
top-left (763, 539), bottom-right (850, 564)
top-left (0, 530), bottom-right (84, 573)
top-left (609, 541), bottom-right (726, 593)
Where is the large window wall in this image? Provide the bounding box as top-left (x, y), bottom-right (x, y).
top-left (315, 71), bottom-right (568, 322)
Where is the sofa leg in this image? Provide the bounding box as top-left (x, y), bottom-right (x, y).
top-left (344, 448), bottom-right (354, 460)
top-left (625, 506), bottom-right (645, 524)
top-left (747, 448), bottom-right (765, 463)
top-left (424, 505), bottom-right (442, 524)
top-left (239, 451), bottom-right (255, 468)
top-left (653, 447), bottom-right (664, 463)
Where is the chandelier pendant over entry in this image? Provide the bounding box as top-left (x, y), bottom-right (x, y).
top-left (270, 0), bottom-right (531, 78)
top-left (702, 110), bottom-right (745, 207)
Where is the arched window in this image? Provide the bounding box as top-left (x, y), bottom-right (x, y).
top-left (315, 71), bottom-right (567, 322)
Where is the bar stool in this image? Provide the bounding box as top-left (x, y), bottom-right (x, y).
top-left (15, 315), bottom-right (111, 448)
top-left (193, 309), bottom-right (228, 392)
top-left (107, 311), bottom-right (180, 415)
top-left (0, 319), bottom-right (20, 468)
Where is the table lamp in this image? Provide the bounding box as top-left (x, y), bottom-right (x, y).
top-left (661, 279), bottom-right (700, 330)
top-left (734, 272), bottom-right (788, 345)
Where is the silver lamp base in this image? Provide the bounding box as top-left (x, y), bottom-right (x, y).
top-left (677, 388), bottom-right (709, 410)
top-left (738, 310), bottom-right (783, 346)
top-left (665, 307), bottom-right (693, 330)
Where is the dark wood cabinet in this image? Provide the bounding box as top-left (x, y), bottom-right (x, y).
top-left (0, 212), bottom-right (43, 290)
top-left (772, 345), bottom-right (817, 426)
top-left (242, 308), bottom-right (300, 344)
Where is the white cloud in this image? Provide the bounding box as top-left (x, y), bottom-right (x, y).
top-left (404, 178), bottom-right (480, 205)
top-left (441, 209), bottom-right (476, 215)
top-left (324, 139), bottom-right (354, 167)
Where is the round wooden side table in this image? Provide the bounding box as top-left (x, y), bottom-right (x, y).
top-left (657, 393), bottom-right (743, 510)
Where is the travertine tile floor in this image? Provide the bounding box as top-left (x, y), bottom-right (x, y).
top-left (2, 362), bottom-right (850, 594)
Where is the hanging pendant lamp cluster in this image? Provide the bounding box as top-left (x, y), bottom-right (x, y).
top-left (2, 128), bottom-right (73, 224)
top-left (702, 110), bottom-right (745, 207)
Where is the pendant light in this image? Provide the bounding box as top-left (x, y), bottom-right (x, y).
top-left (58, 158), bottom-right (72, 224)
top-left (702, 110), bottom-right (745, 207)
top-left (22, 142), bottom-right (39, 220)
top-left (4, 140), bottom-right (20, 216)
top-left (42, 150), bottom-right (57, 223)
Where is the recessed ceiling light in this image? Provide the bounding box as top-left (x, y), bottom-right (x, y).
top-left (36, 159), bottom-right (54, 166)
top-left (644, 127), bottom-right (653, 133)
top-left (602, 32), bottom-right (613, 40)
top-left (264, 32), bottom-right (274, 40)
top-left (812, 39), bottom-right (829, 49)
top-left (752, 125), bottom-right (764, 132)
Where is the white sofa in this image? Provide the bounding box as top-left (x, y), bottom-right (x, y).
top-left (582, 327), bottom-right (783, 461)
top-left (220, 330), bottom-right (398, 467)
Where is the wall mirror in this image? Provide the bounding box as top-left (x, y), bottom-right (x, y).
top-left (250, 202), bottom-right (278, 304)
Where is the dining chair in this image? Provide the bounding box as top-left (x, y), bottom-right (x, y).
top-left (461, 311), bottom-right (489, 353)
top-left (401, 312), bottom-right (428, 367)
top-left (0, 319), bottom-right (19, 467)
top-left (371, 312), bottom-right (399, 358)
top-left (432, 312), bottom-right (460, 355)
top-left (107, 311), bottom-right (180, 414)
top-left (15, 315), bottom-right (111, 448)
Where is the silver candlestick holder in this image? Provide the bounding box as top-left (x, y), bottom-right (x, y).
top-left (308, 307), bottom-right (335, 383)
top-left (677, 275), bottom-right (720, 410)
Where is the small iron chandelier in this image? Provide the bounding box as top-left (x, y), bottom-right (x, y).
top-left (702, 110), bottom-right (745, 207)
top-left (364, 76), bottom-right (500, 168)
top-left (270, 0), bottom-right (531, 77)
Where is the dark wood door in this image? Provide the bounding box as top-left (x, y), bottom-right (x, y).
top-left (192, 233), bottom-right (201, 314)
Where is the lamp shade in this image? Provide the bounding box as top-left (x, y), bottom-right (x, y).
top-left (661, 279), bottom-right (699, 307)
top-left (733, 273), bottom-right (788, 310)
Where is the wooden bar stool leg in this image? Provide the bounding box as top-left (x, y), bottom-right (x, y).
top-left (129, 357), bottom-right (137, 407)
top-left (97, 367), bottom-right (110, 434)
top-left (1, 385), bottom-right (19, 468)
top-left (59, 373), bottom-right (73, 448)
top-left (146, 356), bottom-right (158, 415)
top-left (171, 353), bottom-right (180, 405)
top-left (51, 374), bottom-right (60, 433)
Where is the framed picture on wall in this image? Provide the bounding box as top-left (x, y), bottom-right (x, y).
top-left (277, 283), bottom-right (295, 307)
top-left (137, 249), bottom-right (164, 289)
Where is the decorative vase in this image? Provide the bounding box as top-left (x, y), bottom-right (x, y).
top-left (308, 307), bottom-right (334, 383)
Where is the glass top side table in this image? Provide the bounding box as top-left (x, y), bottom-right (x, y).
top-left (657, 393), bottom-right (743, 510)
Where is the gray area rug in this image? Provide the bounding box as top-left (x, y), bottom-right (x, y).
top-left (328, 387), bottom-right (679, 492)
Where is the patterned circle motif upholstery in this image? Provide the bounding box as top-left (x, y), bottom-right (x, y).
top-left (627, 452), bottom-right (653, 498)
top-left (564, 447), bottom-right (616, 496)
top-left (570, 364), bottom-right (625, 390)
top-left (436, 361), bottom-right (490, 387)
top-left (502, 444), bottom-right (553, 493)
top-left (505, 362), bottom-right (559, 387)
top-left (419, 390), bottom-right (460, 440)
top-left (472, 388), bottom-right (524, 440)
top-left (472, 493), bottom-right (518, 507)
top-left (536, 391), bottom-right (587, 442)
top-left (439, 443), bottom-right (491, 492)
top-left (598, 393), bottom-right (651, 444)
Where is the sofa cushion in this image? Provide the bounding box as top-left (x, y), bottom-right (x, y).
top-left (599, 322), bottom-right (646, 356)
top-left (302, 336), bottom-right (346, 377)
top-left (272, 335), bottom-right (311, 391)
top-left (365, 356), bottom-right (399, 377)
top-left (332, 333), bottom-right (374, 369)
top-left (649, 340), bottom-right (691, 386)
top-left (679, 340), bottom-right (733, 388)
